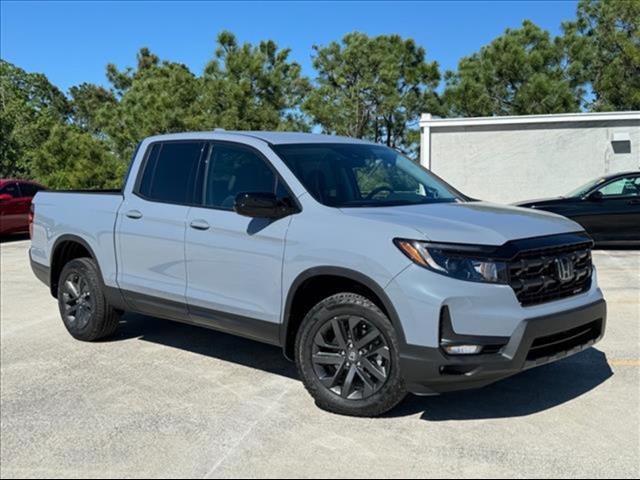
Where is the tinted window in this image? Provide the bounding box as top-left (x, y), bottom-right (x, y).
top-left (597, 175), bottom-right (640, 197)
top-left (138, 142), bottom-right (204, 204)
top-left (18, 183), bottom-right (43, 197)
top-left (0, 183), bottom-right (19, 198)
top-left (205, 144), bottom-right (279, 209)
top-left (274, 143), bottom-right (461, 207)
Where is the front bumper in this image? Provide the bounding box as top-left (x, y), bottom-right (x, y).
top-left (401, 299), bottom-right (606, 395)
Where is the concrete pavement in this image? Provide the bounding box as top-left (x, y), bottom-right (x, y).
top-left (1, 239), bottom-right (638, 478)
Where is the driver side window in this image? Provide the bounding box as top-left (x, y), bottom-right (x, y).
top-left (205, 143), bottom-right (289, 210)
top-left (597, 176), bottom-right (640, 197)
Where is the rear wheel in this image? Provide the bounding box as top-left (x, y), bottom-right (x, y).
top-left (295, 293), bottom-right (406, 417)
top-left (57, 258), bottom-right (120, 341)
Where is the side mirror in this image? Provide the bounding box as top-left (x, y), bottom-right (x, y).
top-left (586, 191), bottom-right (604, 202)
top-left (234, 192), bottom-right (296, 219)
top-left (0, 194), bottom-right (12, 203)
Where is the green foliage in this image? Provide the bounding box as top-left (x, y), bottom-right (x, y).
top-left (563, 0), bottom-right (640, 111)
top-left (1, 13), bottom-right (638, 190)
top-left (101, 50), bottom-right (204, 161)
top-left (304, 32), bottom-right (441, 152)
top-left (69, 83), bottom-right (117, 134)
top-left (0, 60), bottom-right (70, 178)
top-left (444, 20), bottom-right (582, 116)
top-left (31, 123), bottom-right (124, 189)
top-left (202, 31), bottom-right (311, 131)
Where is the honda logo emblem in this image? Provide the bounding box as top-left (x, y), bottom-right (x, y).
top-left (555, 256), bottom-right (575, 282)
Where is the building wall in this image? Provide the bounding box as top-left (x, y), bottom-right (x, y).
top-left (428, 120), bottom-right (639, 204)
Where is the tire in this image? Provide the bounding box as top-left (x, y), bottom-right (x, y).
top-left (295, 292), bottom-right (406, 417)
top-left (57, 257), bottom-right (120, 341)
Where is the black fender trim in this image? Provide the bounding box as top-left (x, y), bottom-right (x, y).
top-left (280, 266), bottom-right (407, 359)
top-left (30, 256), bottom-right (50, 287)
top-left (49, 234), bottom-right (128, 310)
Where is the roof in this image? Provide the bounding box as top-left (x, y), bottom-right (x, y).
top-left (145, 131), bottom-right (377, 146)
top-left (420, 111), bottom-right (640, 129)
top-left (600, 170), bottom-right (640, 180)
top-left (228, 131), bottom-right (376, 145)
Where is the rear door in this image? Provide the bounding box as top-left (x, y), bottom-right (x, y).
top-left (590, 174), bottom-right (640, 243)
top-left (184, 142), bottom-right (293, 343)
top-left (115, 141), bottom-right (206, 319)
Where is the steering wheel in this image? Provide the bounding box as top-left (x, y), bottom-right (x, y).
top-left (366, 185), bottom-right (394, 200)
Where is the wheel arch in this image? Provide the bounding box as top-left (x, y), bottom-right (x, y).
top-left (49, 234), bottom-right (102, 297)
top-left (281, 266), bottom-right (406, 360)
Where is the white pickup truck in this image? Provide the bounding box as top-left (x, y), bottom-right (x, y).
top-left (30, 131), bottom-right (606, 416)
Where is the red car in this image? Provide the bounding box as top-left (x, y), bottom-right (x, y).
top-left (0, 179), bottom-right (46, 236)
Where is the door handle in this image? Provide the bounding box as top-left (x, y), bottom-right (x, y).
top-left (125, 209), bottom-right (143, 219)
top-left (190, 219), bottom-right (210, 231)
top-left (627, 199), bottom-right (640, 205)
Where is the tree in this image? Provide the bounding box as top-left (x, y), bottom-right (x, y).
top-left (304, 32), bottom-right (441, 152)
top-left (0, 60), bottom-right (70, 178)
top-left (69, 83), bottom-right (117, 134)
top-left (31, 123), bottom-right (123, 189)
top-left (99, 48), bottom-right (204, 162)
top-left (444, 21), bottom-right (582, 117)
top-left (201, 31), bottom-right (310, 131)
top-left (563, 0), bottom-right (640, 111)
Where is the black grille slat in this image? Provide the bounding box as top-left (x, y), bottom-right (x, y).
top-left (508, 242), bottom-right (593, 306)
top-left (526, 320), bottom-right (602, 361)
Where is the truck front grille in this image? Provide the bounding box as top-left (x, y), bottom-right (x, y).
top-left (508, 242), bottom-right (593, 306)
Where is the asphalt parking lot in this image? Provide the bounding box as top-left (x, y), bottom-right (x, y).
top-left (1, 238), bottom-right (638, 478)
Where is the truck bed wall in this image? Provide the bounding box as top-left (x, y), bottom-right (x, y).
top-left (30, 192), bottom-right (123, 288)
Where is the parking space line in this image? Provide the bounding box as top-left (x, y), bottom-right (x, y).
top-left (609, 359), bottom-right (640, 367)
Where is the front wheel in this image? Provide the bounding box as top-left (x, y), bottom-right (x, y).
top-left (295, 293), bottom-right (406, 417)
top-left (57, 257), bottom-right (120, 341)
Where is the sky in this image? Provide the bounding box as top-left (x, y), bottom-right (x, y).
top-left (1, 0), bottom-right (579, 94)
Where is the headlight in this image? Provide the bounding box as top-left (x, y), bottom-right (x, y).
top-left (394, 239), bottom-right (509, 284)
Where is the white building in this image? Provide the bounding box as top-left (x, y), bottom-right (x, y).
top-left (419, 111), bottom-right (640, 204)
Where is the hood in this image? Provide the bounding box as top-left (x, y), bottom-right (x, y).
top-left (514, 196), bottom-right (570, 208)
top-left (340, 201), bottom-right (583, 245)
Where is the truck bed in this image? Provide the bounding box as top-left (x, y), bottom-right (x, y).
top-left (30, 191), bottom-right (124, 288)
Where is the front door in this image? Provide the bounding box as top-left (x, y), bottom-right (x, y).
top-left (185, 142), bottom-right (294, 344)
top-left (576, 174), bottom-right (640, 243)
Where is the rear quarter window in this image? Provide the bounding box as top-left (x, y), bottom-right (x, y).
top-left (136, 141), bottom-right (205, 205)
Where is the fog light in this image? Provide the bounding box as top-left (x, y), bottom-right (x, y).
top-left (443, 344), bottom-right (483, 355)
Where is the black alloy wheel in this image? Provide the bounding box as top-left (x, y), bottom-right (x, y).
top-left (311, 315), bottom-right (391, 400)
top-left (61, 271), bottom-right (95, 330)
top-left (295, 292), bottom-right (406, 417)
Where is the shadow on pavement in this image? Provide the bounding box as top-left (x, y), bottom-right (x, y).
top-left (0, 233), bottom-right (30, 244)
top-left (388, 348), bottom-right (613, 421)
top-left (114, 312), bottom-right (298, 380)
top-left (113, 312), bottom-right (613, 420)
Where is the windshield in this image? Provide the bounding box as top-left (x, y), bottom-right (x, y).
top-left (566, 177), bottom-right (608, 198)
top-left (273, 143), bottom-right (464, 208)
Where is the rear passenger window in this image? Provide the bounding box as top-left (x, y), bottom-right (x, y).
top-left (137, 142), bottom-right (204, 204)
top-left (205, 144), bottom-right (279, 209)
